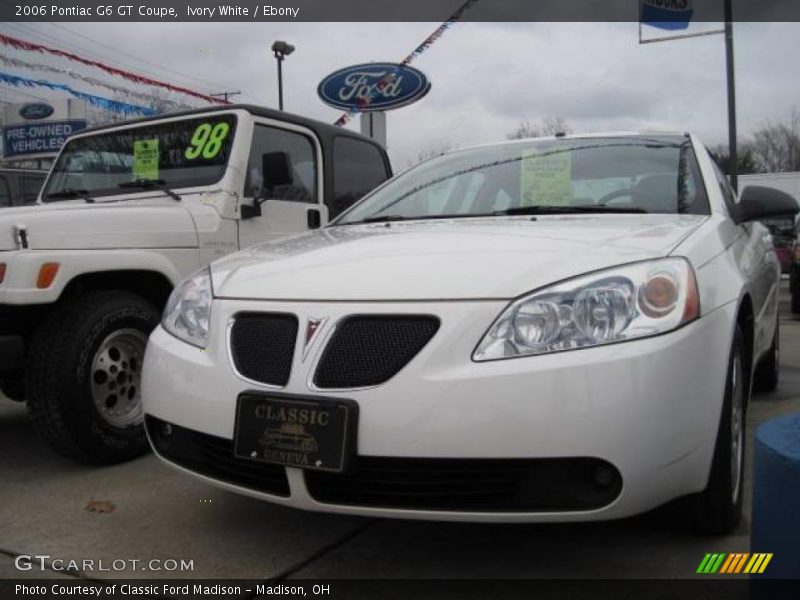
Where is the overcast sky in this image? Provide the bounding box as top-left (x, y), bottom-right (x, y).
top-left (1, 21), bottom-right (798, 166)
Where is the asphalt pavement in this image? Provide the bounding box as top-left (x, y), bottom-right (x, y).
top-left (2, 285), bottom-right (799, 588)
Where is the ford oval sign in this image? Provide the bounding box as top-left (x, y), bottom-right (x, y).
top-left (318, 63), bottom-right (431, 112)
top-left (19, 103), bottom-right (55, 120)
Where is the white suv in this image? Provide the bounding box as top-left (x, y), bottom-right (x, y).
top-left (0, 105), bottom-right (391, 464)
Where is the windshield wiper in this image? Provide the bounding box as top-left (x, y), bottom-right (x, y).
top-left (45, 188), bottom-right (95, 203)
top-left (341, 204), bottom-right (648, 225)
top-left (352, 214), bottom-right (409, 224)
top-left (493, 204), bottom-right (648, 216)
top-left (118, 179), bottom-right (181, 201)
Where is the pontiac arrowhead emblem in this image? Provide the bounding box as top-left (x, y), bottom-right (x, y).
top-left (303, 317), bottom-right (327, 359)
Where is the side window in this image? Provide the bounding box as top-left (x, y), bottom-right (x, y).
top-left (0, 176), bottom-right (11, 208)
top-left (331, 137), bottom-right (389, 218)
top-left (20, 176), bottom-right (44, 205)
top-left (245, 125), bottom-right (317, 203)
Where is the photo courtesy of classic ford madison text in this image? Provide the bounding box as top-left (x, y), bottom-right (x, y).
top-left (2, 0), bottom-right (800, 596)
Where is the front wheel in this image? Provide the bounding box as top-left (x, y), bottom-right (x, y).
top-left (26, 291), bottom-right (159, 464)
top-left (674, 325), bottom-right (747, 534)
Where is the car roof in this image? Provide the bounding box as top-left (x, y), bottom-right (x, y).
top-left (76, 103), bottom-right (379, 146)
top-left (438, 132), bottom-right (691, 158)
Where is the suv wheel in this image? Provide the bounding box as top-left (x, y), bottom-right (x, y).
top-left (26, 291), bottom-right (159, 464)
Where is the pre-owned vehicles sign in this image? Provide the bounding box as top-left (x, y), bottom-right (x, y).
top-left (2, 99), bottom-right (87, 159)
top-left (3, 120), bottom-right (86, 157)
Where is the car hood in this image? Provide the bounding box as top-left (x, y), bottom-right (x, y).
top-left (211, 214), bottom-right (707, 301)
top-left (0, 200), bottom-right (198, 250)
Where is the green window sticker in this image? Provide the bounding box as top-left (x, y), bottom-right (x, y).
top-left (133, 139), bottom-right (160, 181)
top-left (520, 149), bottom-right (573, 206)
top-left (185, 121), bottom-right (231, 160)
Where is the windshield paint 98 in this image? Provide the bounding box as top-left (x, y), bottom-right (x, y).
top-left (42, 114), bottom-right (237, 201)
top-left (336, 136), bottom-right (710, 224)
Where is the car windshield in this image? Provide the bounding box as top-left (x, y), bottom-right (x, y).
top-left (42, 113), bottom-right (237, 201)
top-left (336, 136), bottom-right (709, 224)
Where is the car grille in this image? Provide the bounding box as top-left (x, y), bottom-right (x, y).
top-left (313, 315), bottom-right (440, 389)
top-left (145, 416), bottom-right (290, 497)
top-left (305, 457), bottom-right (621, 511)
top-left (229, 312), bottom-right (298, 387)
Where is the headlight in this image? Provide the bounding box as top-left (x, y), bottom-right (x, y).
top-left (162, 267), bottom-right (213, 348)
top-left (473, 258), bottom-right (700, 361)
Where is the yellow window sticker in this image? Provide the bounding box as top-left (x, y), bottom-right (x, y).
top-left (133, 138), bottom-right (160, 180)
top-left (520, 149), bottom-right (572, 206)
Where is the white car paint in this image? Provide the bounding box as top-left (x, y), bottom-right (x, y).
top-left (142, 132), bottom-right (781, 522)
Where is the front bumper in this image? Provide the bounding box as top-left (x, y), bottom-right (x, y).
top-left (142, 298), bottom-right (736, 522)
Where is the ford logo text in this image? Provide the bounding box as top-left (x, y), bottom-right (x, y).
top-left (18, 103), bottom-right (55, 120)
top-left (317, 63), bottom-right (431, 112)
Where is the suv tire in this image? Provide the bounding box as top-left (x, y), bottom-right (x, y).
top-left (26, 291), bottom-right (158, 464)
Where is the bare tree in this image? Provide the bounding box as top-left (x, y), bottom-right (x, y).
top-left (507, 117), bottom-right (572, 140)
top-left (709, 142), bottom-right (761, 176)
top-left (750, 108), bottom-right (800, 173)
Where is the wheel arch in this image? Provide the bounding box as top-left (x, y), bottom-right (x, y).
top-left (736, 292), bottom-right (755, 397)
top-left (59, 269), bottom-right (174, 310)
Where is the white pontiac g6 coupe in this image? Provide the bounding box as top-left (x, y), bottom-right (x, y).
top-left (142, 133), bottom-right (797, 533)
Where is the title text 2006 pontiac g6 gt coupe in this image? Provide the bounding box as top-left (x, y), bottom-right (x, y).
top-left (142, 133), bottom-right (797, 533)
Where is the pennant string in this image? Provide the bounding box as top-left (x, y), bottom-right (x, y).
top-left (0, 71), bottom-right (157, 117)
top-left (0, 33), bottom-right (227, 106)
top-left (0, 54), bottom-right (193, 112)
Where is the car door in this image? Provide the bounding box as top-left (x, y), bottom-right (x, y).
top-left (714, 164), bottom-right (778, 356)
top-left (238, 121), bottom-right (327, 249)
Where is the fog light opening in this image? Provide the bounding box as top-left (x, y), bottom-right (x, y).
top-left (593, 464), bottom-right (616, 488)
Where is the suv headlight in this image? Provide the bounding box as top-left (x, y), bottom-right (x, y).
top-left (473, 258), bottom-right (700, 361)
top-left (162, 267), bottom-right (213, 348)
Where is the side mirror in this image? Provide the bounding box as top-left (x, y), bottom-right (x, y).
top-left (241, 202), bottom-right (262, 219)
top-left (241, 153), bottom-right (294, 220)
top-left (735, 186), bottom-right (799, 224)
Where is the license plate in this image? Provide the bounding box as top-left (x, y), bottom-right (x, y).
top-left (234, 393), bottom-right (358, 473)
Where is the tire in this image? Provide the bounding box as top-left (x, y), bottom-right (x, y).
top-left (791, 269), bottom-right (800, 314)
top-left (26, 291), bottom-right (159, 464)
top-left (674, 326), bottom-right (747, 534)
top-left (753, 318), bottom-right (779, 394)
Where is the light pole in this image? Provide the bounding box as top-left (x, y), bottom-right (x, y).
top-left (271, 41), bottom-right (295, 111)
top-left (723, 0), bottom-right (738, 192)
